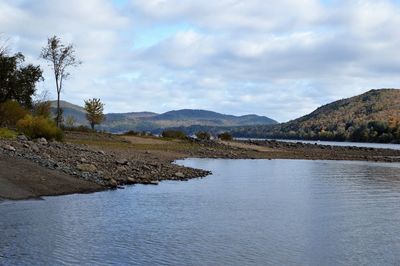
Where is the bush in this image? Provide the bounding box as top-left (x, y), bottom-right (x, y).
top-left (33, 101), bottom-right (51, 118)
top-left (196, 131), bottom-right (211, 140)
top-left (0, 128), bottom-right (18, 139)
top-left (161, 130), bottom-right (187, 139)
top-left (0, 100), bottom-right (28, 127)
top-left (218, 132), bottom-right (233, 141)
top-left (17, 114), bottom-right (63, 141)
top-left (123, 130), bottom-right (140, 136)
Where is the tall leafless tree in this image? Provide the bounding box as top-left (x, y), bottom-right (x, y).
top-left (41, 36), bottom-right (81, 126)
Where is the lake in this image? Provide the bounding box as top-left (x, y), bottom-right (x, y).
top-left (2, 159), bottom-right (400, 265)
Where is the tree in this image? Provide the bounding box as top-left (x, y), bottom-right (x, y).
top-left (218, 132), bottom-right (233, 141)
top-left (196, 131), bottom-right (211, 140)
top-left (161, 130), bottom-right (187, 139)
top-left (84, 98), bottom-right (105, 130)
top-left (65, 115), bottom-right (76, 128)
top-left (0, 52), bottom-right (43, 107)
top-left (41, 36), bottom-right (81, 127)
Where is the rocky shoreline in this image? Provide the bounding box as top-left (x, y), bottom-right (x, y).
top-left (2, 132), bottom-right (400, 200)
top-left (0, 136), bottom-right (211, 195)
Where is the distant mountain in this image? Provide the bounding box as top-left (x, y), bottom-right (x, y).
top-left (231, 89), bottom-right (400, 143)
top-left (51, 100), bottom-right (87, 124)
top-left (50, 101), bottom-right (277, 133)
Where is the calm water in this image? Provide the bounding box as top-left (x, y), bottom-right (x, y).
top-left (2, 159), bottom-right (400, 265)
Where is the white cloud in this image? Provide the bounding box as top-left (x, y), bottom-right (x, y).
top-left (2, 0), bottom-right (400, 122)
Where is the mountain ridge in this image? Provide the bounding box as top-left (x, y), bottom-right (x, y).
top-left (50, 101), bottom-right (278, 132)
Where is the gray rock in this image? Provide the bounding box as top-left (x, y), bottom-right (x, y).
top-left (142, 165), bottom-right (151, 171)
top-left (31, 144), bottom-right (39, 153)
top-left (77, 163), bottom-right (97, 172)
top-left (117, 166), bottom-right (127, 172)
top-left (175, 172), bottom-right (185, 178)
top-left (17, 134), bottom-right (28, 141)
top-left (37, 137), bottom-right (48, 145)
top-left (116, 159), bottom-right (129, 165)
top-left (3, 144), bottom-right (16, 152)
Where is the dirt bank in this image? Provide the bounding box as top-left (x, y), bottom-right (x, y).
top-left (0, 154), bottom-right (103, 200)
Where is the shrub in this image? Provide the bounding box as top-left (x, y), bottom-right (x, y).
top-left (124, 130), bottom-right (140, 136)
top-left (17, 114), bottom-right (63, 141)
top-left (218, 132), bottom-right (233, 141)
top-left (0, 128), bottom-right (18, 139)
top-left (161, 130), bottom-right (187, 139)
top-left (0, 100), bottom-right (28, 127)
top-left (196, 131), bottom-right (211, 140)
top-left (32, 101), bottom-right (52, 118)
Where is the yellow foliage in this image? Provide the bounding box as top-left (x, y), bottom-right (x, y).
top-left (0, 100), bottom-right (28, 127)
top-left (17, 114), bottom-right (63, 141)
top-left (0, 128), bottom-right (18, 139)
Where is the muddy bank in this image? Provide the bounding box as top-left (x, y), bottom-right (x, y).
top-left (0, 154), bottom-right (103, 200)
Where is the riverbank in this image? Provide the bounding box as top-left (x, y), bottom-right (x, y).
top-left (2, 131), bottom-right (400, 200)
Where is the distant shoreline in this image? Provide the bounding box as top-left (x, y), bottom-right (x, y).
top-left (2, 131), bottom-right (400, 201)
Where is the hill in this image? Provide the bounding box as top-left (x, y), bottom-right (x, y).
top-left (50, 101), bottom-right (277, 132)
top-left (231, 89), bottom-right (400, 143)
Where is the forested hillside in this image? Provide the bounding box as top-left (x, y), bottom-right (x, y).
top-left (231, 89), bottom-right (400, 143)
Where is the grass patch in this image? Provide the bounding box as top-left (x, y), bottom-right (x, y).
top-left (0, 128), bottom-right (18, 139)
top-left (66, 136), bottom-right (199, 152)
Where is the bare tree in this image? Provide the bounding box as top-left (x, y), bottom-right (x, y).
top-left (41, 36), bottom-right (81, 126)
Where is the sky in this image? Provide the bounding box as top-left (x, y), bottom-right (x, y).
top-left (1, 0), bottom-right (400, 122)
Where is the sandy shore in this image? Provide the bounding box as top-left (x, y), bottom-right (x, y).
top-left (2, 131), bottom-right (400, 200)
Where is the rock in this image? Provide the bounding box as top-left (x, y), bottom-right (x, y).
top-left (175, 172), bottom-right (185, 178)
top-left (17, 134), bottom-right (28, 141)
top-left (37, 137), bottom-right (48, 145)
top-left (79, 157), bottom-right (87, 163)
top-left (96, 170), bottom-right (104, 176)
top-left (116, 166), bottom-right (126, 172)
top-left (142, 165), bottom-right (151, 171)
top-left (23, 143), bottom-right (30, 148)
top-left (126, 177), bottom-right (136, 184)
top-left (115, 159), bottom-right (129, 165)
top-left (103, 175), bottom-right (112, 180)
top-left (31, 144), bottom-right (40, 153)
top-left (98, 150), bottom-right (106, 155)
top-left (3, 144), bottom-right (16, 152)
top-left (109, 179), bottom-right (118, 187)
top-left (77, 163), bottom-right (97, 172)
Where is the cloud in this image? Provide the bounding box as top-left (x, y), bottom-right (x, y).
top-left (2, 0), bottom-right (400, 122)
